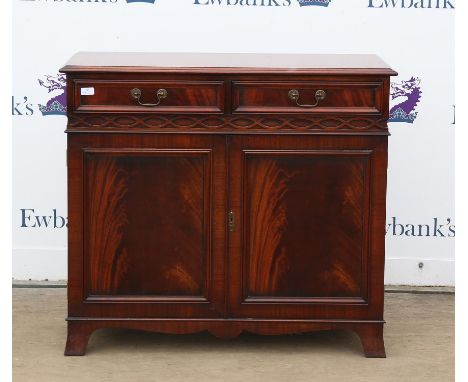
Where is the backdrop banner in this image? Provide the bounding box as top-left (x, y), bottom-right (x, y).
top-left (12, 0), bottom-right (455, 285)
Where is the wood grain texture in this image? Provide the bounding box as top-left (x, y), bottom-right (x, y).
top-left (232, 81), bottom-right (384, 115)
top-left (64, 53), bottom-right (394, 357)
top-left (68, 134), bottom-right (227, 320)
top-left (86, 156), bottom-right (130, 294)
top-left (60, 52), bottom-right (397, 76)
top-left (74, 80), bottom-right (224, 114)
top-left (227, 135), bottom-right (386, 320)
top-left (85, 150), bottom-right (210, 297)
top-left (244, 151), bottom-right (369, 299)
top-left (67, 114), bottom-right (389, 133)
top-left (64, 318), bottom-right (385, 357)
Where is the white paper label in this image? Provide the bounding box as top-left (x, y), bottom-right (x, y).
top-left (80, 87), bottom-right (95, 96)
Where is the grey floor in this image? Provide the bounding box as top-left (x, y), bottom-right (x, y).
top-left (13, 289), bottom-right (454, 382)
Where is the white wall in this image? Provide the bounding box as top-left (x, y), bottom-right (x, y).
top-left (12, 0), bottom-right (455, 285)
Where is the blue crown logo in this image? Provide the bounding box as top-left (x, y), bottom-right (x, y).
top-left (389, 108), bottom-right (418, 124)
top-left (39, 100), bottom-right (67, 116)
top-left (126, 0), bottom-right (156, 3)
top-left (298, 0), bottom-right (331, 6)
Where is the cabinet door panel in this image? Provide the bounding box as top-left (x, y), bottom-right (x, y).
top-left (245, 152), bottom-right (367, 298)
top-left (85, 151), bottom-right (208, 297)
top-left (68, 134), bottom-right (226, 318)
top-left (228, 135), bottom-right (387, 319)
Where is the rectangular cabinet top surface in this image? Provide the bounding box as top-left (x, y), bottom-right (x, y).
top-left (60, 52), bottom-right (397, 76)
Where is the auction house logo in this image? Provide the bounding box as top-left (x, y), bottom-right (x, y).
top-left (368, 0), bottom-right (454, 9)
top-left (386, 217), bottom-right (455, 238)
top-left (20, 209), bottom-right (67, 229)
top-left (17, 0), bottom-right (160, 5)
top-left (298, 0), bottom-right (331, 6)
top-left (389, 77), bottom-right (422, 124)
top-left (38, 74), bottom-right (67, 116)
top-left (194, 0), bottom-right (331, 7)
top-left (12, 73), bottom-right (66, 117)
top-left (17, 0), bottom-right (118, 3)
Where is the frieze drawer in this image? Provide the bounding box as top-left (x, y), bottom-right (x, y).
top-left (232, 81), bottom-right (386, 115)
top-left (73, 80), bottom-right (225, 114)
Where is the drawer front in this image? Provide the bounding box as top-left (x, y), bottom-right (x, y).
top-left (74, 80), bottom-right (225, 113)
top-left (232, 81), bottom-right (385, 115)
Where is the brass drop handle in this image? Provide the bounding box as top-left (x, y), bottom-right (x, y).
top-left (130, 88), bottom-right (168, 107)
top-left (288, 89), bottom-right (326, 108)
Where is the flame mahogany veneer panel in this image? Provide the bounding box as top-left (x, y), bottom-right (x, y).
top-left (226, 135), bottom-right (387, 322)
top-left (67, 134), bottom-right (227, 320)
top-left (243, 151), bottom-right (369, 299)
top-left (84, 151), bottom-right (210, 297)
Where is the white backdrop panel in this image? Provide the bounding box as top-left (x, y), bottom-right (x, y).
top-left (12, 0), bottom-right (455, 285)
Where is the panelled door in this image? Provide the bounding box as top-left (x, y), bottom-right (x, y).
top-left (67, 134), bottom-right (226, 318)
top-left (227, 135), bottom-right (388, 320)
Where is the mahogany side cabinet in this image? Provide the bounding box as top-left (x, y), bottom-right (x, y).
top-left (60, 52), bottom-right (397, 357)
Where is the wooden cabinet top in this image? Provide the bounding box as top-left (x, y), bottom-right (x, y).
top-left (60, 52), bottom-right (397, 76)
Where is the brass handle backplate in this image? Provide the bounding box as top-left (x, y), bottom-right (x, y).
top-left (288, 89), bottom-right (326, 108)
top-left (130, 88), bottom-right (168, 107)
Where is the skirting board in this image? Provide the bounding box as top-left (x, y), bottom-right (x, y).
top-left (12, 280), bottom-right (455, 294)
top-left (384, 257), bottom-right (454, 286)
top-left (13, 248), bottom-right (455, 286)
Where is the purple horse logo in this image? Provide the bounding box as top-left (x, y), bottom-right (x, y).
top-left (389, 77), bottom-right (422, 124)
top-left (38, 74), bottom-right (67, 116)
